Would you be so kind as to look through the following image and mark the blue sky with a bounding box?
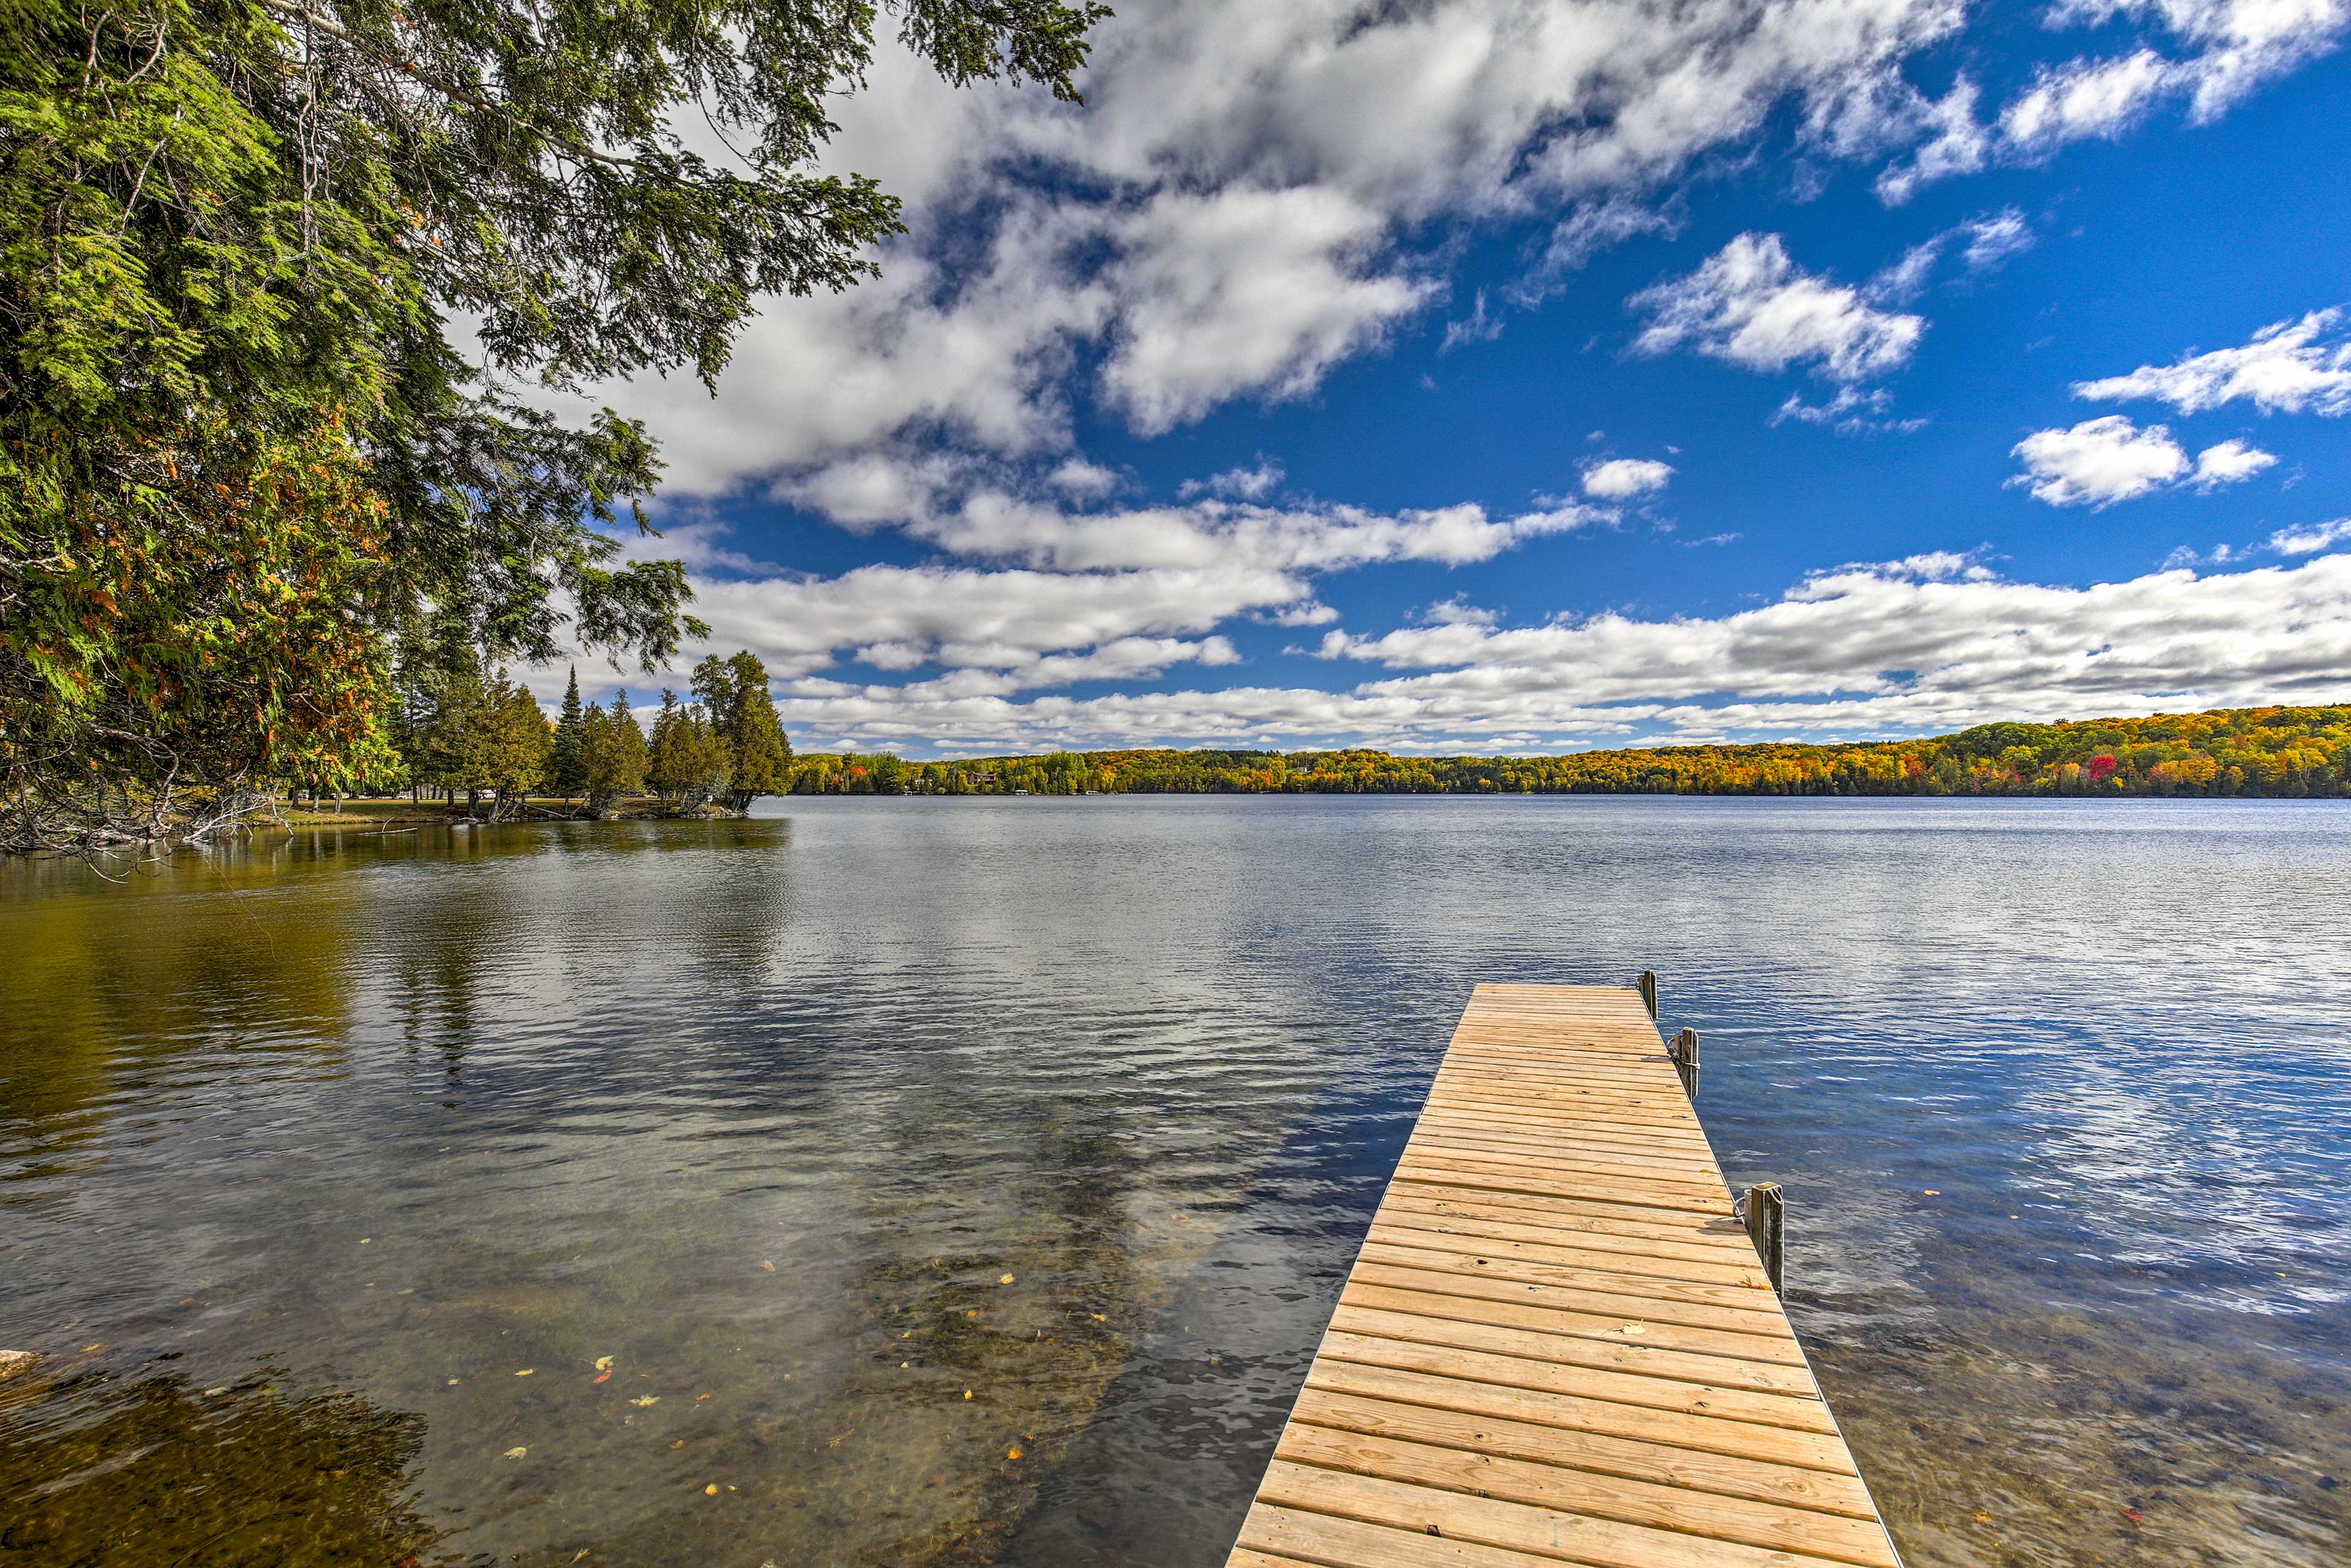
[555,0,2351,756]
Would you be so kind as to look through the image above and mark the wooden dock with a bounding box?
[1226,982,1900,1568]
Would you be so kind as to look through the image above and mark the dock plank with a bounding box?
[1223,983,1900,1568]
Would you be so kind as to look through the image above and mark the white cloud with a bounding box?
[1049,459,1124,500]
[1510,196,1684,304]
[751,554,2351,752]
[2010,416,2273,505]
[688,563,1292,687]
[2000,49,2179,152]
[2074,309,2351,415]
[2270,517,2351,554]
[899,491,1602,575]
[1179,461,1286,501]
[562,487,1609,710]
[1772,384,1929,435]
[2011,416,2189,505]
[2191,437,2280,489]
[1866,235,1950,306]
[1630,233,1925,383]
[1872,75,1991,203]
[1865,207,2032,304]
[1960,208,2036,270]
[1440,290,1506,352]
[1581,457,1677,498]
[1099,185,1433,434]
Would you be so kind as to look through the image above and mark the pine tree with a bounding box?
[647,689,730,811]
[580,691,650,814]
[549,667,587,802]
[693,650,792,811]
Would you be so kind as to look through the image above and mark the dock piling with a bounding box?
[1743,1180,1786,1292]
[1671,1025,1700,1099]
[1636,968,1658,1019]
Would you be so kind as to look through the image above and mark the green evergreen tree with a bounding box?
[692,650,792,810]
[580,691,649,813]
[418,656,490,811]
[478,673,554,819]
[647,689,730,811]
[549,668,588,801]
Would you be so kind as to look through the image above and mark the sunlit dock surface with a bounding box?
[1226,982,1901,1568]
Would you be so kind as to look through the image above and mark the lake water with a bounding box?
[2,796,2347,1568]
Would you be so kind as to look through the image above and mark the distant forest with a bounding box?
[784,705,2351,798]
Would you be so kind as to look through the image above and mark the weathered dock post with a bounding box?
[1671,1025,1700,1099]
[1636,967,1658,1019]
[1744,1180,1787,1292]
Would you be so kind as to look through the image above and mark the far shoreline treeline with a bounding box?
[784,706,2351,799]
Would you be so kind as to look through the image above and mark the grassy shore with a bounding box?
[277,797,667,827]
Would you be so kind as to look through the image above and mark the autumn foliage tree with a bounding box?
[1,0,1106,852]
[784,706,2351,800]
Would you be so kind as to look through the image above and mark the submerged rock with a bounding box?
[0,1349,40,1381]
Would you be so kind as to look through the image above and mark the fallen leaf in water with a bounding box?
[1974,1511,1992,1523]
[1924,1190,1940,1196]
[697,1392,711,1401]
[1000,1274,1014,1285]
[514,1368,534,1377]
[963,1390,972,1400]
[2121,1508,2144,1525]
[359,1239,372,1245]
[900,1362,910,1368]
[594,1356,614,1371]
[704,1484,719,1496]
[1007,1446,1023,1460]
[1090,1313,1106,1322]
[671,1440,684,1449]
[592,1371,612,1384]
[759,1260,774,1272]
[631,1395,658,1407]
[504,1447,527,1460]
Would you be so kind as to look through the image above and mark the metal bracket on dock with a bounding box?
[1740,1182,1785,1293]
[1670,1026,1700,1100]
[1636,969,1659,1019]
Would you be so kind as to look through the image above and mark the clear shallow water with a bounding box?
[1,796,2347,1568]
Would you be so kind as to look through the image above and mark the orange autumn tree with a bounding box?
[5,413,396,847]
